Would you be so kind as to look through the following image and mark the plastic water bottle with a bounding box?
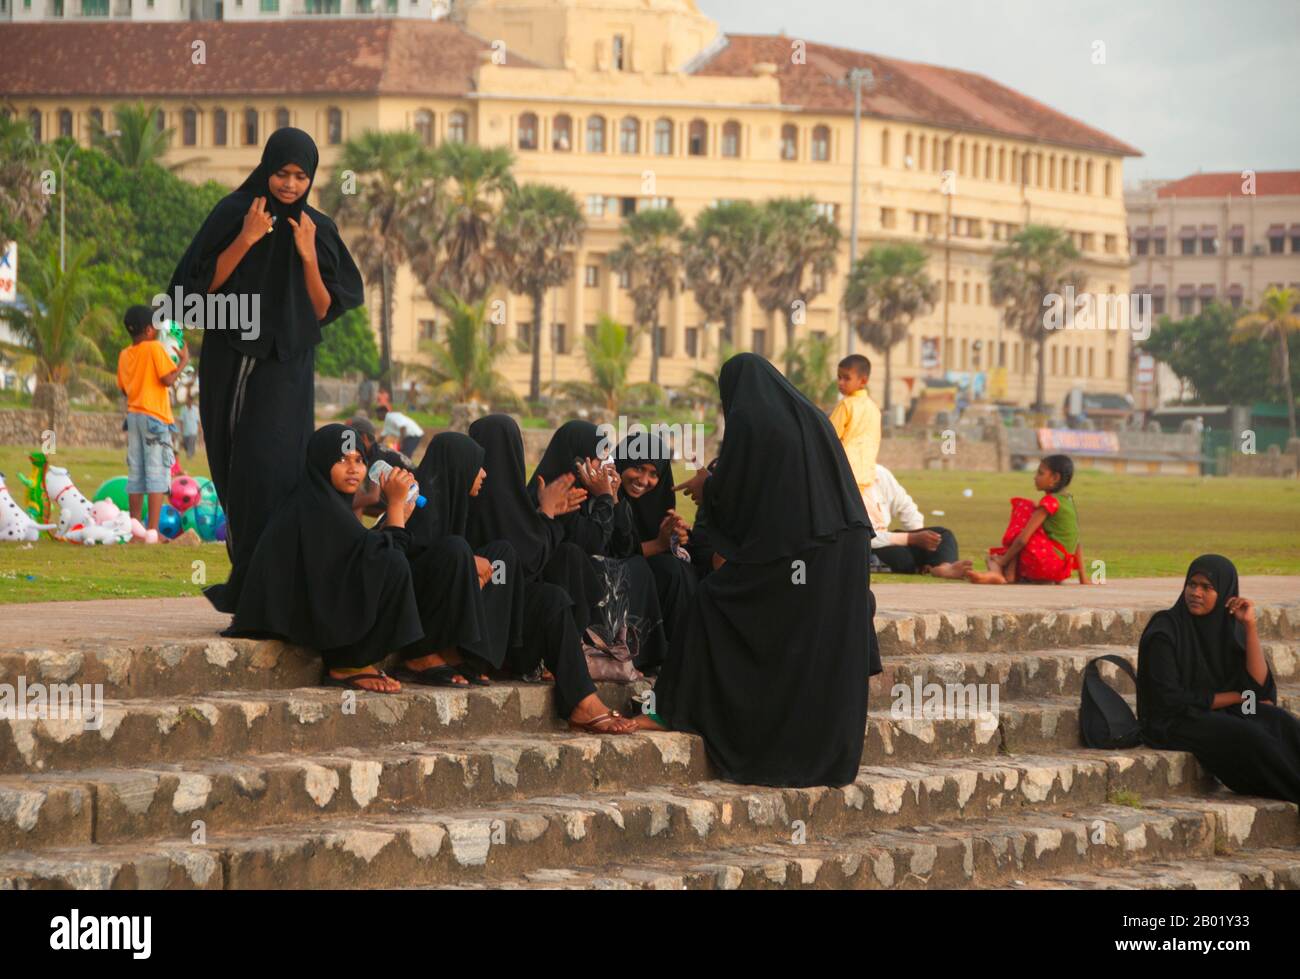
[368,460,427,508]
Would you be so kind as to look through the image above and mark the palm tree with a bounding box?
[413,142,515,305]
[2,244,117,434]
[681,201,760,355]
[1235,286,1300,439]
[608,207,684,387]
[412,292,517,407]
[752,197,841,368]
[989,224,1087,411]
[785,334,841,409]
[92,103,174,170]
[0,114,49,243]
[496,183,586,402]
[681,339,737,413]
[843,243,938,414]
[553,314,663,415]
[319,130,439,384]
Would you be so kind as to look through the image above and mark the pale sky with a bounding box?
[695,0,1300,185]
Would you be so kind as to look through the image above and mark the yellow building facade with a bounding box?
[1,0,1141,409]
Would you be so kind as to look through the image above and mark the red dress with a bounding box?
[988,495,1077,582]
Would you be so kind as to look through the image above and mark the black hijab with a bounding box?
[167,127,364,360]
[409,432,484,546]
[530,420,604,486]
[613,431,677,544]
[468,415,554,579]
[229,424,422,651]
[706,353,869,564]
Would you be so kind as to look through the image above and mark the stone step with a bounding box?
[430,797,1300,890]
[4,604,1295,701]
[0,748,1245,888]
[993,849,1300,890]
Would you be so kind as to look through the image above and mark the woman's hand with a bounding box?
[287,212,318,264]
[576,458,619,499]
[240,197,274,246]
[536,473,585,518]
[673,468,709,506]
[655,513,676,550]
[1225,596,1256,628]
[381,467,415,508]
[475,555,493,589]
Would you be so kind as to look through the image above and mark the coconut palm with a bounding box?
[1235,285,1300,439]
[989,224,1087,411]
[0,113,49,242]
[2,244,117,434]
[785,333,841,409]
[496,183,587,402]
[681,201,760,355]
[92,103,174,170]
[608,207,684,387]
[752,197,841,368]
[843,243,938,413]
[553,315,663,415]
[411,292,517,408]
[319,130,439,383]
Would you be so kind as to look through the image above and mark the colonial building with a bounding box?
[0,0,1142,408]
[0,0,447,23]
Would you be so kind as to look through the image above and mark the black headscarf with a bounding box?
[466,415,554,578]
[167,127,364,360]
[409,432,484,545]
[705,353,869,564]
[228,423,423,651]
[530,420,604,486]
[613,431,677,544]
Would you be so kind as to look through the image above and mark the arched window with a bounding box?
[916,134,925,170]
[1048,155,1056,188]
[1103,162,1113,197]
[154,109,165,133]
[28,109,42,143]
[880,128,890,166]
[88,106,103,135]
[780,124,798,161]
[414,109,434,147]
[1085,159,1094,194]
[58,108,73,138]
[448,111,468,143]
[998,147,1006,181]
[957,140,966,175]
[326,107,342,145]
[552,114,572,151]
[932,135,941,171]
[243,107,258,146]
[1073,157,1081,191]
[213,108,227,147]
[654,118,673,155]
[182,108,198,146]
[275,106,290,130]
[688,119,708,156]
[722,120,740,158]
[619,116,639,154]
[586,115,606,153]
[518,112,538,151]
[984,144,992,179]
[811,125,830,162]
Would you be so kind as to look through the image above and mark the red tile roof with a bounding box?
[693,34,1141,157]
[0,20,533,98]
[1155,171,1300,198]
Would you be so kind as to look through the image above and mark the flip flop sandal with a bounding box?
[391,665,470,688]
[322,670,399,694]
[451,664,492,686]
[569,710,634,735]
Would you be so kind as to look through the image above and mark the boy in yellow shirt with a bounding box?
[828,354,882,509]
[117,306,188,539]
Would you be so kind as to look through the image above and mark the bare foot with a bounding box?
[928,560,974,580]
[328,669,401,693]
[630,713,666,731]
[966,570,1006,585]
[405,650,469,686]
[568,694,637,734]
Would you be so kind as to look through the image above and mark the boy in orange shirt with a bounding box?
[828,354,883,511]
[117,306,188,539]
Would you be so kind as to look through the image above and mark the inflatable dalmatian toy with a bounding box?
[44,465,133,545]
[0,471,56,541]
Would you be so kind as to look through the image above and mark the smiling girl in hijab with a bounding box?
[1138,555,1300,803]
[635,353,880,788]
[224,424,421,693]
[168,127,364,615]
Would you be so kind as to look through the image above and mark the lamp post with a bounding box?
[844,67,873,357]
[50,129,119,273]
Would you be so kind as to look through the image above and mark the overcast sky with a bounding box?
[695,0,1299,185]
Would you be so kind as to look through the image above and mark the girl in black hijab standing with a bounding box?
[1138,555,1300,803]
[636,354,880,788]
[169,128,364,613]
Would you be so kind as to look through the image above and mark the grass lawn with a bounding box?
[1,442,1297,603]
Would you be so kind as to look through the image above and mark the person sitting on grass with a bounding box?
[117,305,188,543]
[867,464,972,579]
[967,454,1087,585]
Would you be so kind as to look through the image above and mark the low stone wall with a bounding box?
[0,408,130,449]
[1229,444,1300,478]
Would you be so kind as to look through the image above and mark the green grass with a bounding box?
[1,443,1298,604]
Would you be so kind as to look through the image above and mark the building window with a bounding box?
[811,125,830,162]
[586,116,606,153]
[612,34,626,71]
[1103,162,1113,196]
[685,327,699,359]
[654,118,673,156]
[813,202,838,223]
[585,194,608,218]
[414,109,434,147]
[688,119,707,156]
[584,265,599,288]
[1153,236,1166,256]
[1201,233,1217,255]
[418,319,437,342]
[1292,235,1300,254]
[780,124,798,161]
[880,207,896,229]
[617,269,631,289]
[1104,234,1117,255]
[88,106,103,134]
[552,323,567,354]
[1231,236,1244,255]
[517,322,532,352]
[326,107,342,145]
[213,108,227,146]
[619,197,637,217]
[448,111,468,144]
[58,109,72,138]
[1178,295,1194,316]
[881,128,890,166]
[722,120,743,158]
[260,0,277,11]
[552,114,572,152]
[275,106,290,130]
[619,116,639,154]
[243,108,258,146]
[1135,238,1149,256]
[518,112,538,151]
[752,329,767,357]
[182,108,198,146]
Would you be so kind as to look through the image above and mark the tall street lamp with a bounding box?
[843,67,874,357]
[50,128,119,272]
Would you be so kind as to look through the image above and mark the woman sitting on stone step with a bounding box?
[1137,555,1300,804]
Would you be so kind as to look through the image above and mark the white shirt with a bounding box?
[867,464,925,549]
[381,411,424,439]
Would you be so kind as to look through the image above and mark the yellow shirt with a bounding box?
[828,388,881,490]
[117,339,176,425]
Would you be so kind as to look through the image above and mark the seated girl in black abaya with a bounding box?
[1137,555,1300,804]
[223,424,424,694]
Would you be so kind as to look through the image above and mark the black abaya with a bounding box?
[1138,555,1300,803]
[169,128,364,613]
[652,353,879,788]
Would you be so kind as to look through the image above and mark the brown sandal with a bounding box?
[324,670,400,693]
[568,710,635,735]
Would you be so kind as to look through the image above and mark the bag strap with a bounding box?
[1086,653,1136,684]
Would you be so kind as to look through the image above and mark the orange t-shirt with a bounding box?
[117,339,176,425]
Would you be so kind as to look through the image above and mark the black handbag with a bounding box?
[1080,654,1142,748]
